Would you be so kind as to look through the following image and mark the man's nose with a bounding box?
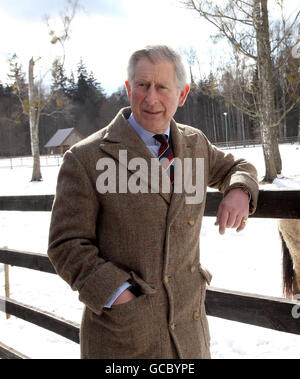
[145,86,158,105]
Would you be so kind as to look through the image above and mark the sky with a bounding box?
[0,0,225,94]
[0,0,299,95]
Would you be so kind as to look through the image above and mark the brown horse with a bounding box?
[278,219,300,298]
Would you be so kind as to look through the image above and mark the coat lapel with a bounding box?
[99,109,172,204]
[166,119,192,226]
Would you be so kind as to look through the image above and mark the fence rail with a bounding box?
[0,295,80,344]
[0,341,30,359]
[0,190,299,359]
[0,189,299,218]
[0,154,62,169]
[0,248,56,274]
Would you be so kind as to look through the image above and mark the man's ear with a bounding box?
[178,84,190,107]
[125,81,131,100]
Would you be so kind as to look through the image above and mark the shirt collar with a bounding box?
[128,113,170,145]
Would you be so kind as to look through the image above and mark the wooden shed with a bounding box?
[45,128,84,156]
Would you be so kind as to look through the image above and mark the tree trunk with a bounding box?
[280,77,287,140]
[241,111,246,146]
[28,58,42,182]
[211,99,217,142]
[254,0,282,182]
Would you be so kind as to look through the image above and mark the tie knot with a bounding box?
[153,134,168,146]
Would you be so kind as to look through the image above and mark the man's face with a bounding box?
[125,58,190,134]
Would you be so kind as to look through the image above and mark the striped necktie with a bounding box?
[153,134,174,184]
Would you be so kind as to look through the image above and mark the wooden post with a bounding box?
[3,246,11,320]
[4,264,10,319]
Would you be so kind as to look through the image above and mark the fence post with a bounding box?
[3,246,10,320]
[4,265,10,319]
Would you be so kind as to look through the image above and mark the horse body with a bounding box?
[278,219,300,298]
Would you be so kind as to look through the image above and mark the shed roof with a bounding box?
[45,128,75,148]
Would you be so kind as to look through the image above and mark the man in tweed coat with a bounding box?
[48,45,259,359]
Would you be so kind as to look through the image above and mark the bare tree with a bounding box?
[9,0,79,181]
[181,46,199,87]
[182,0,300,183]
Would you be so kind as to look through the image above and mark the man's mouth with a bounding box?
[143,110,162,115]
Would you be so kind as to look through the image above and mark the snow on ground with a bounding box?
[0,143,299,359]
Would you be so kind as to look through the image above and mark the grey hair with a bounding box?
[127,45,188,90]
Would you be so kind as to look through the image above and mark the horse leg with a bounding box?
[280,231,294,298]
[279,219,300,299]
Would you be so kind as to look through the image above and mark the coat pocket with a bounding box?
[101,294,150,337]
[110,293,148,313]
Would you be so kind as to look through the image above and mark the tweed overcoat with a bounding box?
[48,107,259,359]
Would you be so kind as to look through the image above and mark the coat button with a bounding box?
[193,311,200,320]
[163,275,169,284]
[188,219,195,226]
[190,265,196,273]
[170,323,176,330]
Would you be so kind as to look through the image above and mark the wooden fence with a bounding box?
[214,136,298,149]
[0,190,299,359]
[0,154,62,170]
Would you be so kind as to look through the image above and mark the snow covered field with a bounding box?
[0,143,299,359]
